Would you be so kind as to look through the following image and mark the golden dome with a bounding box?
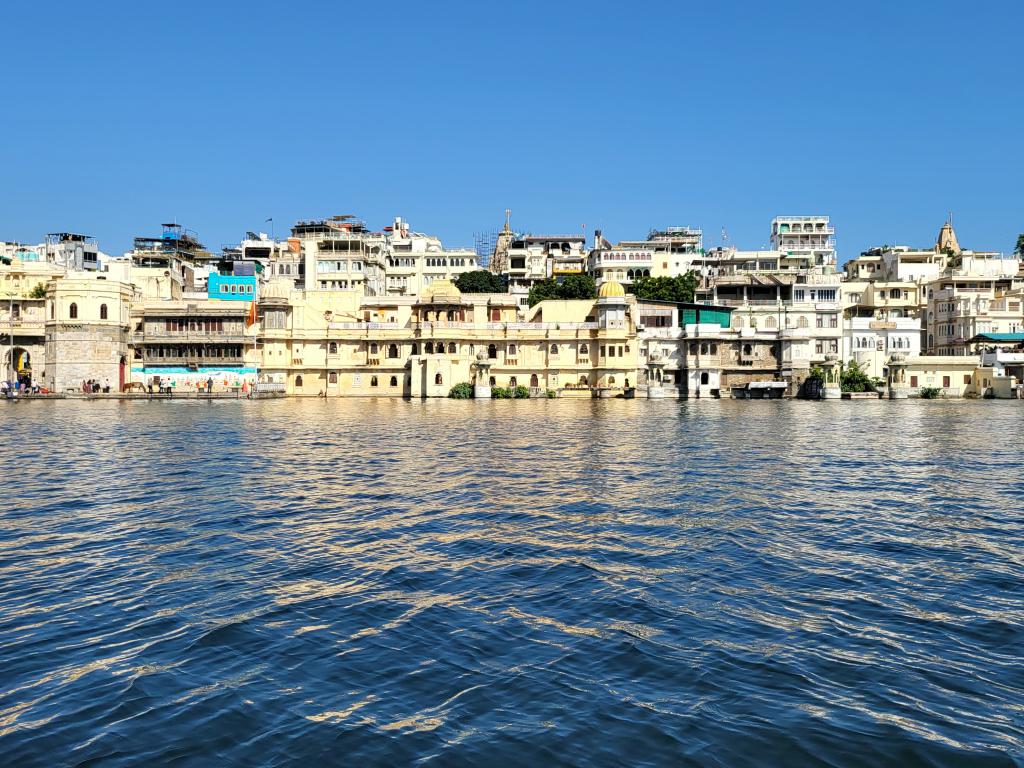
[598,280,626,298]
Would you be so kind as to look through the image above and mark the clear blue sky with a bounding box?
[2,0,1022,262]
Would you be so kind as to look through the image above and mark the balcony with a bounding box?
[142,355,245,367]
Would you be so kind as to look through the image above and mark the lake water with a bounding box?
[1,399,1022,766]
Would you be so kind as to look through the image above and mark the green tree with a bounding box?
[1014,234,1024,256]
[629,272,698,303]
[448,382,473,399]
[840,361,876,393]
[557,274,597,300]
[29,282,47,299]
[455,270,505,293]
[527,278,562,307]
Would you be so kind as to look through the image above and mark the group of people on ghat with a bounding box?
[81,379,111,394]
[2,379,43,398]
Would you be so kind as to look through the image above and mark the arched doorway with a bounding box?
[8,348,31,388]
[119,356,127,392]
[530,373,539,387]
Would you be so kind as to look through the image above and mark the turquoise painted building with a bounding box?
[208,273,256,301]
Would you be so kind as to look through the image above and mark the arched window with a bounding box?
[100,304,108,320]
[50,303,54,319]
[425,341,434,354]
[579,374,588,384]
[700,372,709,385]
[388,343,399,358]
[329,342,337,354]
[798,316,809,328]
[890,288,902,299]
[487,344,497,359]
[328,372,338,384]
[510,376,517,387]
[627,269,634,280]
[530,373,539,387]
[766,316,777,328]
[69,302,78,319]
[550,344,558,354]
[579,343,588,355]
[435,373,443,386]
[411,342,419,355]
[448,342,456,354]
[700,343,708,354]
[295,375,303,387]
[370,376,378,387]
[508,343,517,355]
[390,375,398,386]
[489,376,496,386]
[369,342,378,354]
[743,344,753,355]
[609,376,616,385]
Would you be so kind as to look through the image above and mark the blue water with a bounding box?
[1,399,1022,766]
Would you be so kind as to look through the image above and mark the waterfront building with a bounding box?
[257,278,637,397]
[900,355,985,398]
[843,316,922,379]
[636,299,802,398]
[129,298,256,391]
[0,256,64,386]
[699,264,841,383]
[976,336,1024,397]
[44,273,134,392]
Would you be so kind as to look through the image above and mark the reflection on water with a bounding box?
[1,399,1022,766]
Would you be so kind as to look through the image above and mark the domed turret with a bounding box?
[598,280,626,298]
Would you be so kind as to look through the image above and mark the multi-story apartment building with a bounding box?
[927,279,1023,355]
[292,215,478,297]
[770,216,836,271]
[383,217,479,297]
[589,226,703,288]
[501,235,588,309]
[43,233,103,271]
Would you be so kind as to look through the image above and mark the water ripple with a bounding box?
[0,399,1022,766]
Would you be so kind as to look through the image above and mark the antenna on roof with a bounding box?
[721,226,729,246]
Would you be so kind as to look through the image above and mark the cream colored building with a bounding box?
[589,226,703,288]
[0,257,64,385]
[257,279,638,397]
[292,215,478,297]
[44,273,134,391]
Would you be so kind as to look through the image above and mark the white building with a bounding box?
[771,216,836,271]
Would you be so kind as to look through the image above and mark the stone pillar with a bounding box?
[473,351,492,399]
[646,352,666,399]
[887,352,909,399]
[821,353,841,399]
